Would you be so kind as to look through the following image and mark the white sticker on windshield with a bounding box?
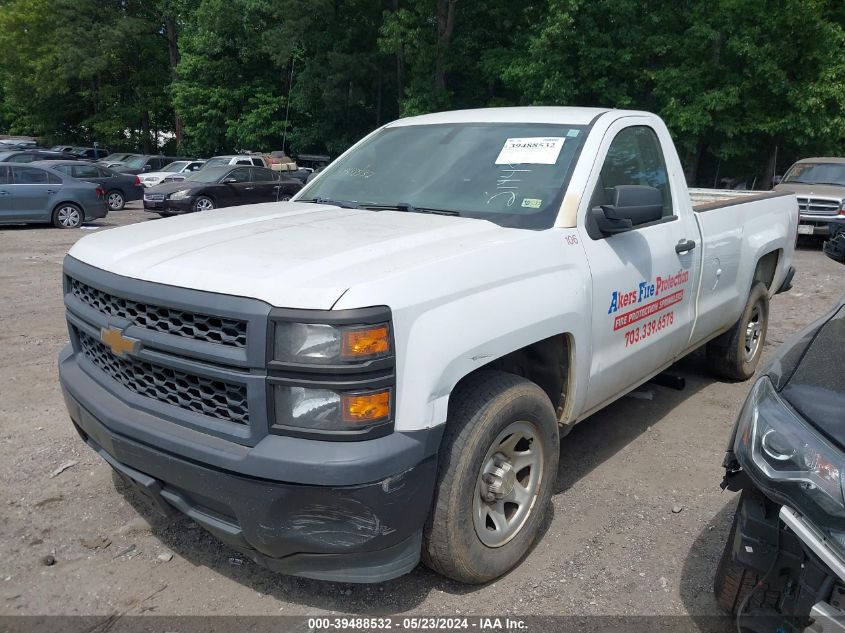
[495,137,565,165]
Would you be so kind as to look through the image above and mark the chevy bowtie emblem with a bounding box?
[100,327,140,358]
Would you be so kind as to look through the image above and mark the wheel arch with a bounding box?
[451,333,575,425]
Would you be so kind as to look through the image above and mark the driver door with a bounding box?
[218,167,253,206]
[577,119,700,412]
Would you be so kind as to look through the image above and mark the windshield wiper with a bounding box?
[362,202,461,216]
[300,196,361,209]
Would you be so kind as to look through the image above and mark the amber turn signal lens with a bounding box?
[341,390,391,424]
[341,325,390,359]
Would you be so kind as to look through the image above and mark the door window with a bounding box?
[12,153,35,163]
[224,167,251,183]
[251,158,263,166]
[0,165,9,184]
[72,164,101,178]
[234,159,251,165]
[53,165,73,176]
[12,166,50,184]
[589,126,673,220]
[251,167,277,182]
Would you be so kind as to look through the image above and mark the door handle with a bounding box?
[46,189,58,194]
[0,190,8,195]
[675,239,696,254]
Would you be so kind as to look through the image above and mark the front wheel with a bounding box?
[193,196,215,212]
[106,190,125,211]
[52,203,83,228]
[423,371,559,584]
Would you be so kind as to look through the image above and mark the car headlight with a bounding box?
[268,308,394,437]
[735,377,845,519]
[168,189,192,200]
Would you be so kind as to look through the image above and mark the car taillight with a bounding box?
[839,201,845,215]
[95,186,105,197]
[134,176,141,186]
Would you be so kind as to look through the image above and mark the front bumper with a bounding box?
[59,346,441,583]
[799,215,839,236]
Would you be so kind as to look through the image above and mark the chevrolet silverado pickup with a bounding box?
[58,107,798,584]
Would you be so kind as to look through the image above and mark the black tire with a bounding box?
[106,190,125,211]
[422,371,559,584]
[192,196,215,212]
[714,508,780,616]
[51,203,83,229]
[707,282,769,381]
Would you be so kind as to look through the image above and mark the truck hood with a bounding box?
[778,301,845,449]
[68,202,522,309]
[774,182,845,201]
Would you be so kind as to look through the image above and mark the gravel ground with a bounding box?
[1,205,843,623]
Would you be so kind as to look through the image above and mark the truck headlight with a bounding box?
[268,307,395,437]
[272,384,392,433]
[168,189,192,200]
[735,377,845,518]
[272,321,391,365]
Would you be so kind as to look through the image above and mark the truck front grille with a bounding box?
[69,278,247,348]
[797,197,841,216]
[76,328,249,425]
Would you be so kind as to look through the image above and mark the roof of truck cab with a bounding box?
[387,106,616,127]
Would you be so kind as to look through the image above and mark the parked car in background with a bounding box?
[35,160,143,211]
[0,163,107,228]
[202,154,267,169]
[143,165,302,215]
[138,160,205,187]
[70,147,110,160]
[0,138,37,149]
[774,157,845,236]
[116,154,185,175]
[716,245,845,631]
[0,150,80,163]
[50,145,75,153]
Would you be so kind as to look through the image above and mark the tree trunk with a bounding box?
[434,0,457,93]
[164,14,183,146]
[392,0,405,106]
[763,143,779,191]
[684,138,707,187]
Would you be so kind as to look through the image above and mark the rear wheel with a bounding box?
[707,282,769,381]
[422,371,559,584]
[106,190,125,211]
[52,203,83,229]
[193,196,215,212]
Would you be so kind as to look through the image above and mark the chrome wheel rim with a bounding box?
[107,193,123,210]
[473,420,544,548]
[57,206,80,227]
[744,304,763,362]
[195,198,214,211]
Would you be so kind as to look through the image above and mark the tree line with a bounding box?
[1,0,844,187]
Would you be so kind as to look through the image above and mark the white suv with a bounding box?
[138,160,205,187]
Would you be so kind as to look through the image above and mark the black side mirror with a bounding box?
[221,177,238,184]
[591,185,664,235]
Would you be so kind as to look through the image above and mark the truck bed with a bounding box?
[689,188,792,211]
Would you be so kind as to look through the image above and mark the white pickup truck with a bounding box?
[58,107,798,584]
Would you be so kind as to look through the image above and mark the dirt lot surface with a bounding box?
[1,205,843,623]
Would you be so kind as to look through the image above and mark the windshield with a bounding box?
[204,157,231,169]
[299,122,587,229]
[162,161,188,173]
[185,168,227,183]
[783,162,845,187]
[121,155,149,168]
